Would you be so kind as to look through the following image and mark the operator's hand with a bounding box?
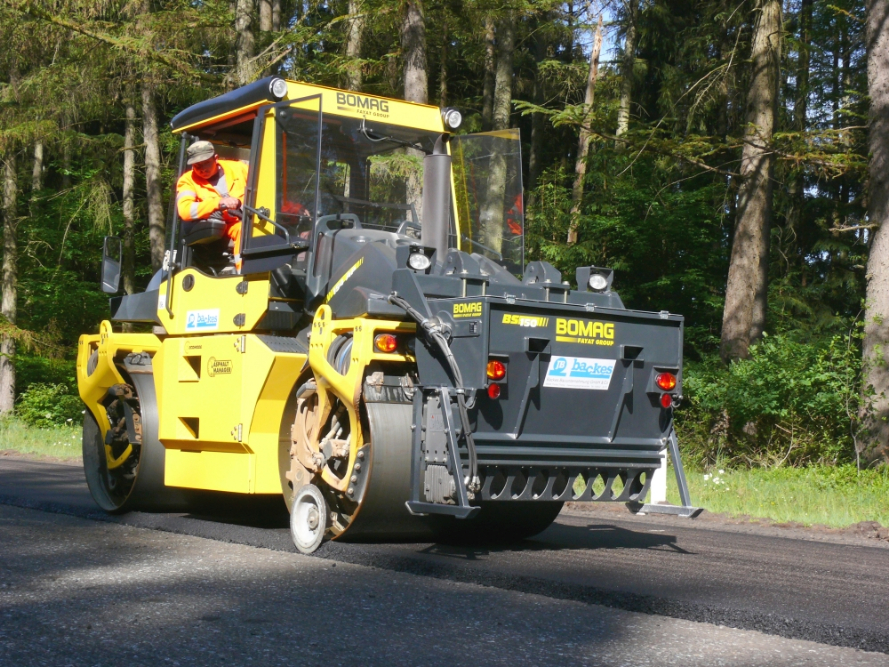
[219,196,241,211]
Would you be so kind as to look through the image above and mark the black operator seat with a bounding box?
[180,219,227,245]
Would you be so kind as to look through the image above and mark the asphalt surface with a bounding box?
[5,503,888,667]
[1,457,888,661]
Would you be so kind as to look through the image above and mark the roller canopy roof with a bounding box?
[170,76,280,132]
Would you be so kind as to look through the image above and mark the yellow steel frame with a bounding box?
[174,80,444,136]
[76,321,162,470]
[308,305,416,492]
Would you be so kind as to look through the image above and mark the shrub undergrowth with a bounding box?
[675,329,864,469]
[16,383,85,429]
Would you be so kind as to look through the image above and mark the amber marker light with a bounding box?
[374,333,398,353]
[486,359,507,381]
[656,372,677,391]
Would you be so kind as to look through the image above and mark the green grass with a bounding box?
[667,465,889,528]
[0,417,82,460]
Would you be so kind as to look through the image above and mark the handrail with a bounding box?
[243,205,291,244]
[460,234,503,261]
[163,133,191,319]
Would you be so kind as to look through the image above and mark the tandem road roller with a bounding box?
[78,77,691,553]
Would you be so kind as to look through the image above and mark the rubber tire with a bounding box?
[290,485,329,554]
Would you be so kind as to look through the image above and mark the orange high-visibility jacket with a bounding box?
[176,160,249,226]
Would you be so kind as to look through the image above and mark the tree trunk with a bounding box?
[567,16,603,245]
[785,0,811,274]
[235,0,256,85]
[793,0,810,130]
[401,1,427,103]
[142,85,166,273]
[259,0,272,31]
[492,11,515,132]
[272,0,280,31]
[481,16,496,131]
[615,1,637,139]
[720,0,781,362]
[861,0,889,464]
[31,141,43,193]
[439,16,448,107]
[0,155,17,416]
[479,12,517,256]
[527,13,549,204]
[344,0,365,91]
[401,1,427,224]
[123,99,137,297]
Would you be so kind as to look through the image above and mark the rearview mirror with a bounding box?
[101,236,122,294]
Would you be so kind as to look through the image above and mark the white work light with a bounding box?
[442,108,463,130]
[588,273,609,291]
[270,78,288,100]
[408,253,432,271]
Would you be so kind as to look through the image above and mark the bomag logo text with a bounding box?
[336,92,390,113]
[555,318,615,346]
[453,302,483,318]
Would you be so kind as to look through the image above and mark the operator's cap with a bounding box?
[186,140,216,165]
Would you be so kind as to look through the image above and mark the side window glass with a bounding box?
[451,130,524,275]
[276,96,322,252]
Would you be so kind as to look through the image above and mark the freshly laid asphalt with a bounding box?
[1,457,888,662]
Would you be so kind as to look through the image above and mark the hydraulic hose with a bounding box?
[388,293,480,493]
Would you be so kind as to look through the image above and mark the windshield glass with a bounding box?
[451,129,524,275]
[276,107,439,239]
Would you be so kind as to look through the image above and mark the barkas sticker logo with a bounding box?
[185,309,220,331]
[543,356,616,390]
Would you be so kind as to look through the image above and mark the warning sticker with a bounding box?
[543,356,616,390]
[185,309,220,332]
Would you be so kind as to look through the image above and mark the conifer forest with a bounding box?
[2,0,889,468]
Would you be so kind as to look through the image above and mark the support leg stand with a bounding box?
[632,429,703,518]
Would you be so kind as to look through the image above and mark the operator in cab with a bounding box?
[176,140,249,257]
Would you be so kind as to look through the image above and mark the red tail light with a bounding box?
[487,383,501,399]
[660,393,674,409]
[656,372,677,391]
